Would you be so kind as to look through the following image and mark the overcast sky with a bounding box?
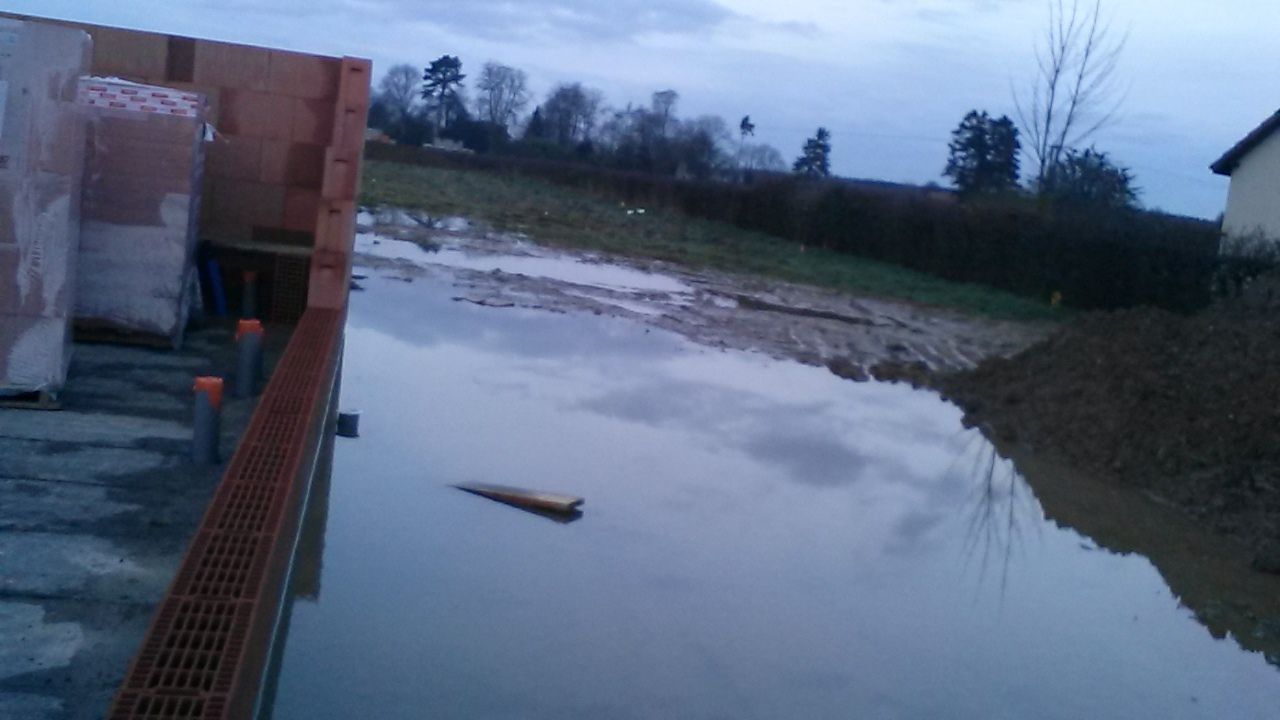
[12,0,1279,218]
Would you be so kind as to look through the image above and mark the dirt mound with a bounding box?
[938,296,1280,571]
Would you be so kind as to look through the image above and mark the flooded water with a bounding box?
[355,232,693,294]
[266,270,1280,719]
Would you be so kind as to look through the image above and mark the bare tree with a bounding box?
[474,62,530,130]
[740,143,786,173]
[542,83,604,146]
[1014,0,1125,187]
[377,63,420,123]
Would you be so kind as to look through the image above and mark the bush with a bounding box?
[1214,232,1280,300]
[364,143,1227,312]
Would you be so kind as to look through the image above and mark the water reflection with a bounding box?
[972,433,1280,670]
[258,398,337,719]
[266,273,1280,720]
[954,435,1042,596]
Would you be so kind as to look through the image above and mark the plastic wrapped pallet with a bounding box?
[75,78,207,347]
[0,20,91,398]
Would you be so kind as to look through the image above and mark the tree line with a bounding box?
[370,1,1139,210]
[368,57,819,183]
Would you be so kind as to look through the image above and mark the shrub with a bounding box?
[364,143,1225,312]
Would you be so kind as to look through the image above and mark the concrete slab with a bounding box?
[0,322,288,719]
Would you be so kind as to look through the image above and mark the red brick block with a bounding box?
[320,148,357,201]
[89,26,169,81]
[206,178,286,229]
[192,40,270,91]
[287,144,327,188]
[330,57,372,151]
[331,105,365,153]
[260,141,326,188]
[307,249,350,309]
[282,188,321,233]
[266,50,340,100]
[313,201,355,253]
[221,90,291,140]
[337,57,372,111]
[290,98,335,145]
[258,139,289,185]
[206,135,262,182]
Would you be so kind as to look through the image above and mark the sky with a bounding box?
[9,0,1279,218]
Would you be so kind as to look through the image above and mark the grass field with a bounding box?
[361,160,1063,321]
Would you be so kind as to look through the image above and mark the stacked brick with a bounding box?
[307,56,370,310]
[0,21,91,397]
[0,13,370,719]
[77,79,208,347]
[0,10,370,321]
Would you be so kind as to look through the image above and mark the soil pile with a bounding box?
[939,287,1280,571]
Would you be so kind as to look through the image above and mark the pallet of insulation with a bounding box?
[0,20,90,400]
[75,77,207,348]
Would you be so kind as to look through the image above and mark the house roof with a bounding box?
[1211,109,1280,176]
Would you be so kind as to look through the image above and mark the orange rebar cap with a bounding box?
[236,318,264,340]
[193,376,224,410]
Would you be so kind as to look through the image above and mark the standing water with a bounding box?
[265,269,1280,719]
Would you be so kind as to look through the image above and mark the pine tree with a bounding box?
[422,55,465,131]
[793,127,831,177]
[943,110,1021,195]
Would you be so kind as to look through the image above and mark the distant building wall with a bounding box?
[1223,130,1280,241]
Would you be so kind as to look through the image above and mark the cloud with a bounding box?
[227,0,742,43]
[741,429,871,487]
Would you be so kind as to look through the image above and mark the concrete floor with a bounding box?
[0,324,286,720]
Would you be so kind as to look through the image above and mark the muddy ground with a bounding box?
[356,208,1047,379]
[357,209,1279,576]
[939,285,1280,573]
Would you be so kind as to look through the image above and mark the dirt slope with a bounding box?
[938,287,1280,571]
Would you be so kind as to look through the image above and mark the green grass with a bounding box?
[361,160,1064,322]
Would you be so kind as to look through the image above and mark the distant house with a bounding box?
[1211,109,1280,241]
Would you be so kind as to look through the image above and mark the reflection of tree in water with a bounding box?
[953,432,1042,596]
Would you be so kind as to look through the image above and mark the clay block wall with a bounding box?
[0,11,370,314]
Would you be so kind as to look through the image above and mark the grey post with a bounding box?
[192,377,222,464]
[235,320,264,398]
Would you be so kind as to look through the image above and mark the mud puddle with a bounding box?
[263,268,1280,720]
[353,208,1044,377]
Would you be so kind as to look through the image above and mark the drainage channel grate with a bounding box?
[210,483,284,535]
[110,309,342,720]
[112,694,212,720]
[172,531,269,600]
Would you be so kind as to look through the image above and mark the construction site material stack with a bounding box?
[0,20,90,398]
[76,78,208,347]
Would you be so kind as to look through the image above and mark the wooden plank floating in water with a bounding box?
[455,482,584,515]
